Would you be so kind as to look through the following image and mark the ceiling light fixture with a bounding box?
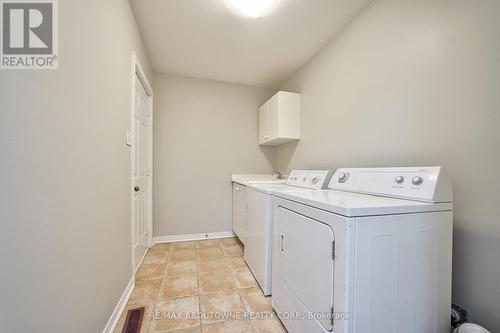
[224,0,281,18]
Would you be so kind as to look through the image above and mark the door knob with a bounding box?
[134,186,140,192]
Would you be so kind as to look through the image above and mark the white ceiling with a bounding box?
[130,0,372,88]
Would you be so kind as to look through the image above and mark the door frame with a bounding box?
[130,52,154,274]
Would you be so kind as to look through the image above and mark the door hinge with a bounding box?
[332,241,336,260]
[331,306,334,327]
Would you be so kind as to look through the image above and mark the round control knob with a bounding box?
[395,176,405,184]
[412,176,424,185]
[338,172,349,183]
[311,177,320,184]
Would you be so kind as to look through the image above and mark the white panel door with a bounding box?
[132,73,151,270]
[275,207,335,331]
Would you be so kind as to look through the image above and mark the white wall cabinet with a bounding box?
[259,91,300,145]
[232,183,247,244]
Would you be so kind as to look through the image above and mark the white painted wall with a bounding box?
[2,0,498,331]
[275,0,500,330]
[0,1,152,332]
[153,74,275,237]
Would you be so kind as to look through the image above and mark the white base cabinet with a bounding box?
[232,183,247,244]
[259,91,300,146]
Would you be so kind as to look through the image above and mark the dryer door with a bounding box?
[276,207,335,331]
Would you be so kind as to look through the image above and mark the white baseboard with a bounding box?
[102,276,135,333]
[153,231,235,244]
[134,246,149,275]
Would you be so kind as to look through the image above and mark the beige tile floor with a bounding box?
[114,237,287,333]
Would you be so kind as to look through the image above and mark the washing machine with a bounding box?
[244,170,334,296]
[271,167,453,333]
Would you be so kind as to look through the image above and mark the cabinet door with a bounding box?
[258,103,268,144]
[266,93,279,141]
[258,91,300,146]
[232,184,242,238]
[232,184,247,244]
[237,186,247,244]
[233,183,240,235]
[278,92,300,139]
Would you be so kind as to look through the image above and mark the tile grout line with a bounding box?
[149,244,170,333]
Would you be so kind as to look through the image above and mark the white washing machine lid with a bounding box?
[272,189,452,217]
[246,183,294,194]
[231,174,282,185]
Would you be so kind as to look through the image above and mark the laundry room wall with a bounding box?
[274,0,500,330]
[0,1,152,332]
[153,74,275,237]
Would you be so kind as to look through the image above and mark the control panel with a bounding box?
[329,167,452,203]
[287,170,334,190]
